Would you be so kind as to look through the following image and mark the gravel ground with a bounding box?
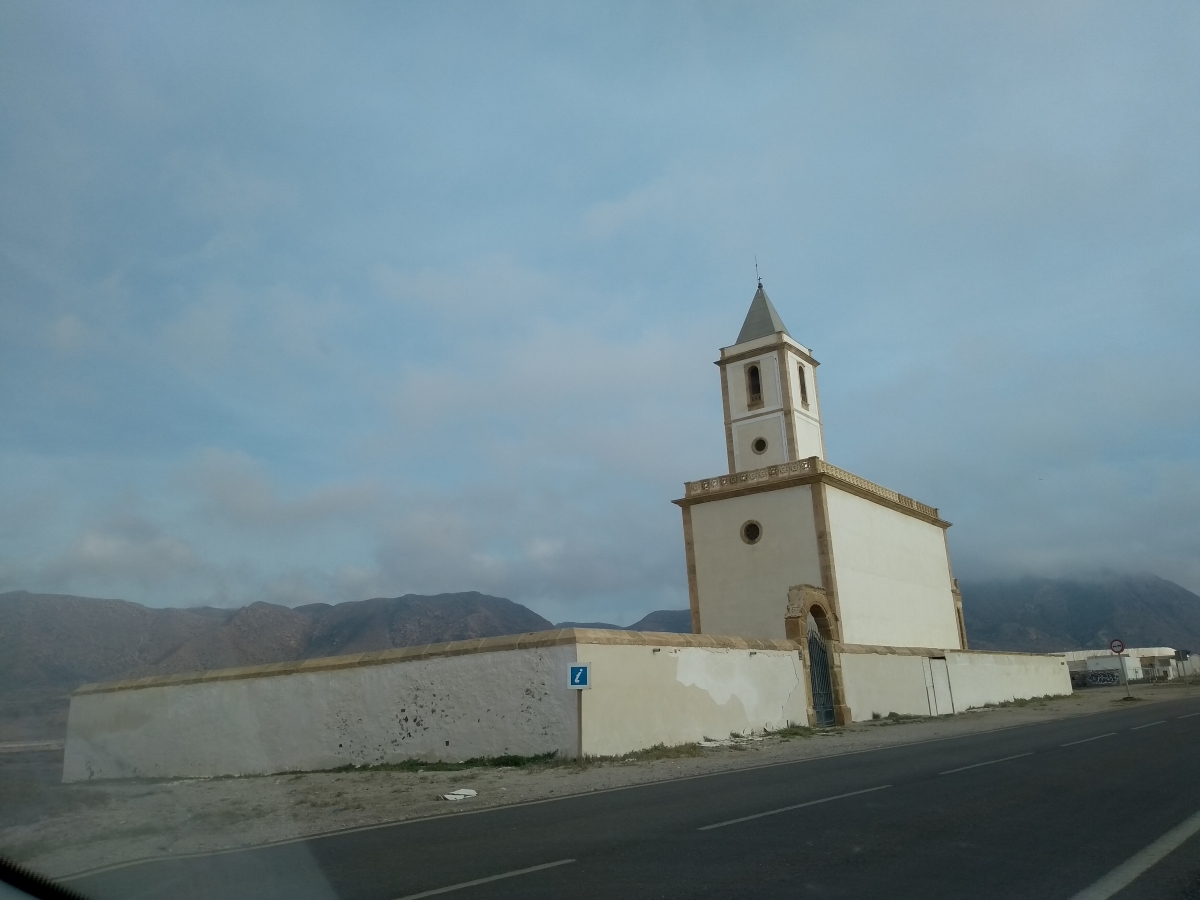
[2,680,1196,880]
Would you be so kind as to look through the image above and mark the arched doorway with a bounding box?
[806,610,836,727]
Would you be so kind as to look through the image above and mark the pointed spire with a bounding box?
[735,281,790,344]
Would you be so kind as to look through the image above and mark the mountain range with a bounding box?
[3,573,1198,704]
[0,590,695,701]
[0,590,554,696]
[960,573,1200,654]
[555,609,692,633]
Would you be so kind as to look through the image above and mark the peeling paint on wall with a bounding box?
[673,647,799,713]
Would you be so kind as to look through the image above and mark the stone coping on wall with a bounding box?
[676,457,948,526]
[73,629,804,696]
[836,642,1064,660]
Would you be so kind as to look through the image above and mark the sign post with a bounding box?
[1110,639,1131,698]
[568,664,591,760]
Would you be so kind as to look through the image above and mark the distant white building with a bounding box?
[1054,647,1196,684]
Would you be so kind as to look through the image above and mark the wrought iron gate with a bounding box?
[808,629,836,727]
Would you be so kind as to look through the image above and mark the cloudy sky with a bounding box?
[2,2,1198,623]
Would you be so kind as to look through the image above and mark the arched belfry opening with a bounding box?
[746,364,763,407]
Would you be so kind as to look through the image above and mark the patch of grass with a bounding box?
[970,693,1073,711]
[315,742,713,775]
[611,742,704,762]
[767,724,815,740]
[319,751,562,774]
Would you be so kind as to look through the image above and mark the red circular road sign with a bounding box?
[1110,639,1125,654]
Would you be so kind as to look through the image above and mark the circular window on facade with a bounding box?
[751,437,768,454]
[741,520,763,544]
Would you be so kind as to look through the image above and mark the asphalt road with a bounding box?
[69,696,1200,900]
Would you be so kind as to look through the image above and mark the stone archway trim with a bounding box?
[785,583,853,726]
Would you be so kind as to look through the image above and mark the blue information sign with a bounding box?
[568,664,591,689]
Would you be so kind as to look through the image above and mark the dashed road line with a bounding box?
[1130,721,1166,731]
[1061,733,1116,747]
[393,859,575,899]
[698,785,892,831]
[1068,808,1200,900]
[939,753,1032,775]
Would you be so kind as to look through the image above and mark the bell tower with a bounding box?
[718,281,824,473]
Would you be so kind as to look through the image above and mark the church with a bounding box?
[62,283,1072,781]
[674,282,969,725]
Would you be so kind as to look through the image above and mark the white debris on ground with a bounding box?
[698,735,766,748]
[440,789,477,801]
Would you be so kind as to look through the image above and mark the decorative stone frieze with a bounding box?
[682,456,941,522]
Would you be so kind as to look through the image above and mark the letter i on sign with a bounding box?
[568,664,591,689]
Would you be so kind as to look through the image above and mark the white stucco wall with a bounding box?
[578,643,808,757]
[64,634,812,781]
[689,484,822,639]
[838,648,1072,721]
[840,652,931,718]
[792,414,824,462]
[943,651,1072,710]
[64,644,579,781]
[732,413,789,469]
[824,486,961,649]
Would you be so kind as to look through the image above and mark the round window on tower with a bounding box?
[741,520,763,544]
[751,437,768,454]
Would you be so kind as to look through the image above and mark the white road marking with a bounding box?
[1068,808,1200,900]
[1130,720,1166,730]
[393,859,575,899]
[939,752,1031,775]
[0,740,64,753]
[1061,733,1116,747]
[1177,712,1200,719]
[698,785,891,831]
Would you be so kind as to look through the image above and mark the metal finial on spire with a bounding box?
[735,277,790,343]
[755,256,761,286]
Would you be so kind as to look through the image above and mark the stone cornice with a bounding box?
[674,457,949,527]
[717,337,818,369]
[836,642,1063,660]
[72,629,803,696]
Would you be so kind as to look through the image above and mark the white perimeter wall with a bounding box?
[689,485,822,640]
[840,649,1072,721]
[65,645,578,781]
[578,643,808,757]
[64,638,811,780]
[840,653,932,718]
[825,486,961,649]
